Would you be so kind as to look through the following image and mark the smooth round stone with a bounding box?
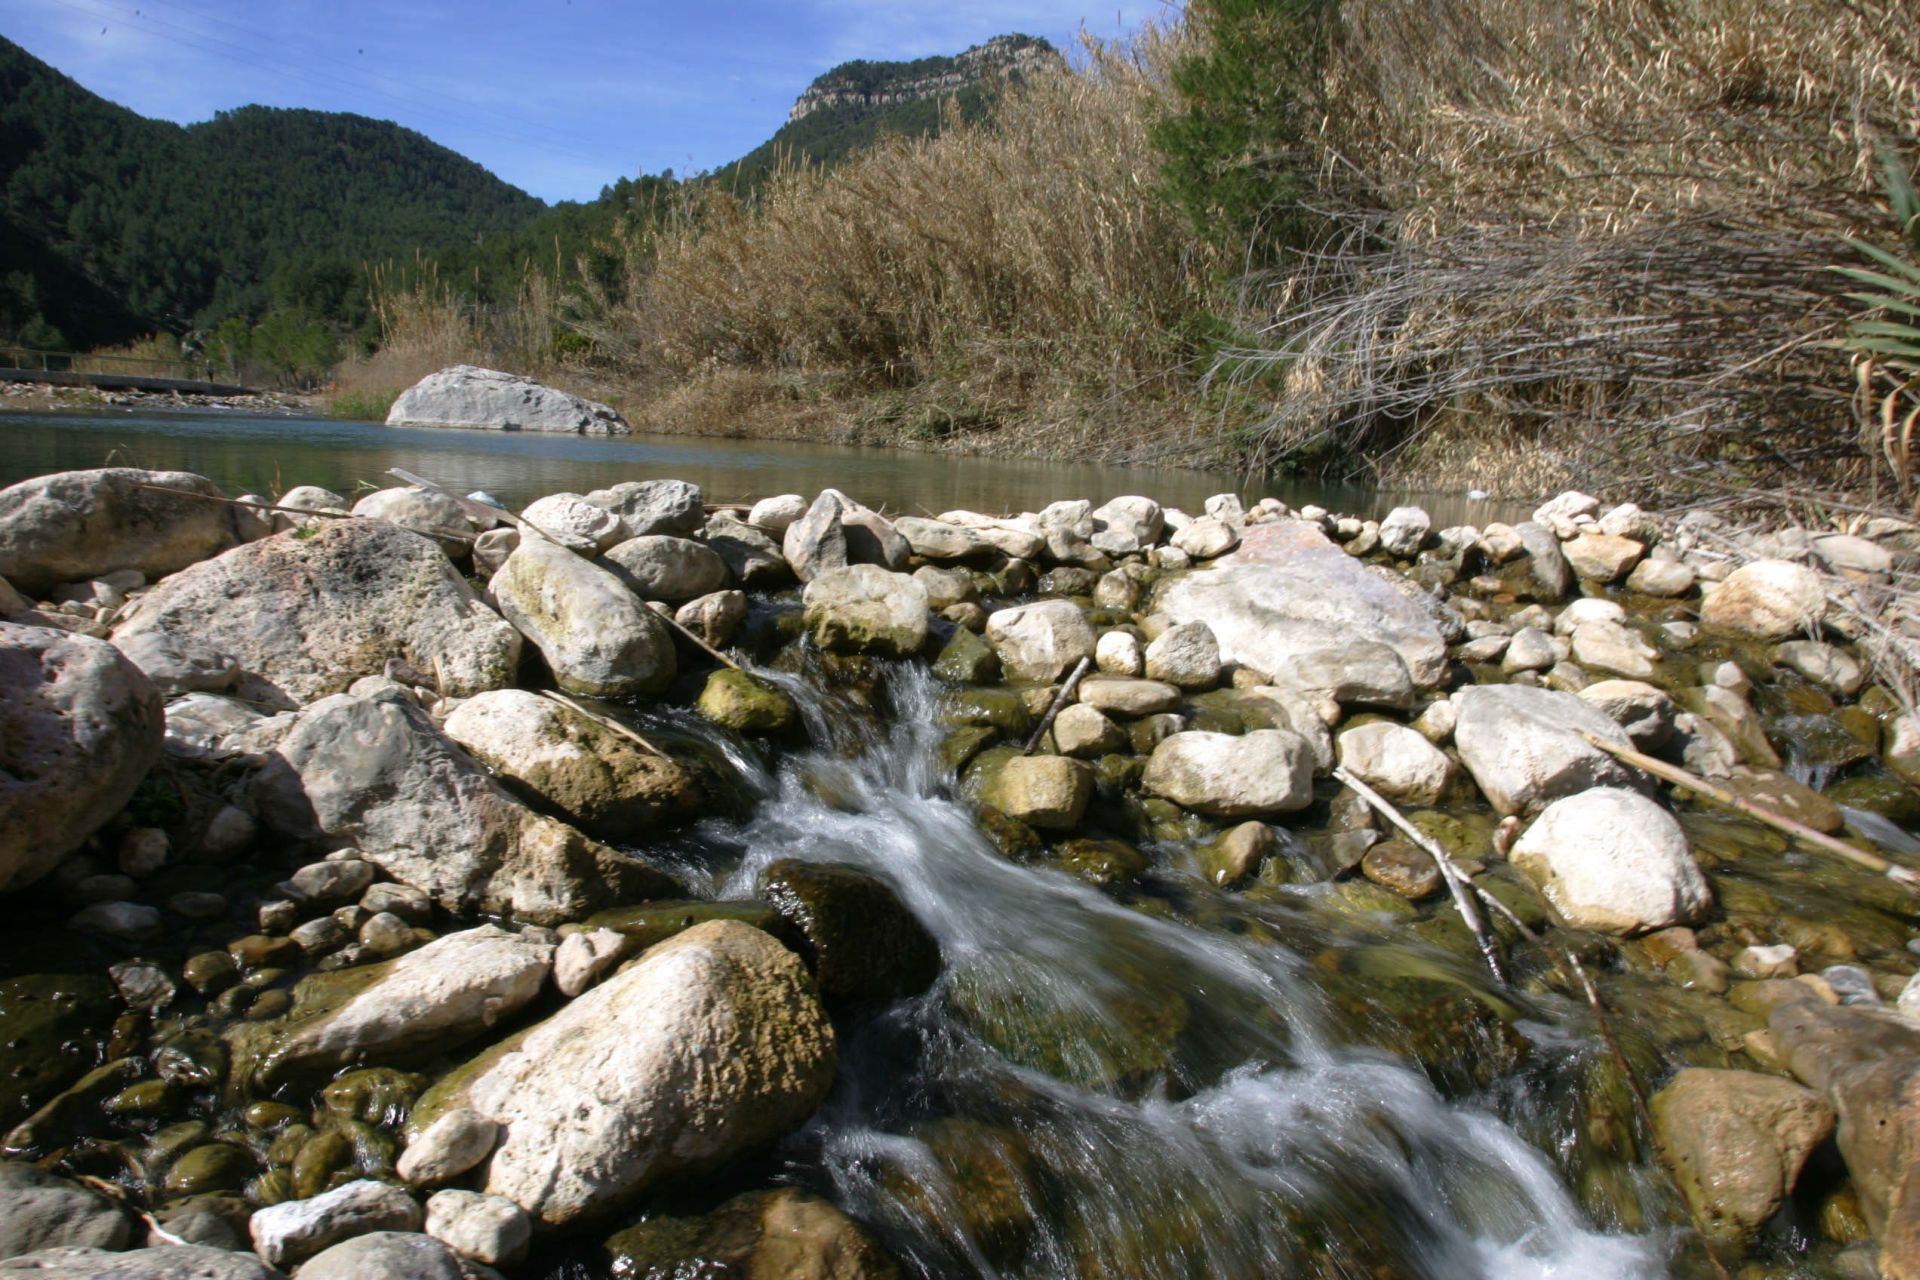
[169,891,229,922]
[164,1142,257,1196]
[1360,841,1443,899]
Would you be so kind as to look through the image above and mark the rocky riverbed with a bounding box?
[1,465,1919,1278]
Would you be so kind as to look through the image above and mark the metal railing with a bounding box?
[0,346,201,378]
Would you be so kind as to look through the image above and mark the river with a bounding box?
[0,407,1519,523]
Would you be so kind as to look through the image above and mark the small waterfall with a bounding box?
[660,662,1675,1279]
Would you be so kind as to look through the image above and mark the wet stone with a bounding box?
[1360,841,1443,900]
[759,860,942,1010]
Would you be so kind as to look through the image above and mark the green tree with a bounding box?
[1150,0,1338,268]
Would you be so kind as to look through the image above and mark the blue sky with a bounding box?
[2,0,1167,202]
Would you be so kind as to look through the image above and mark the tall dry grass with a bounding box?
[1220,0,1920,504]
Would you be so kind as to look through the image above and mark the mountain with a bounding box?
[0,36,544,350]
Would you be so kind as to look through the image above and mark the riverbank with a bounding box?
[3,379,312,417]
[1,466,1918,1277]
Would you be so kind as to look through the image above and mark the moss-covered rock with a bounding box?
[932,627,1001,685]
[696,669,800,738]
[604,1186,903,1280]
[584,900,793,955]
[759,861,942,1011]
[1048,838,1149,887]
[0,973,116,1132]
[941,689,1032,738]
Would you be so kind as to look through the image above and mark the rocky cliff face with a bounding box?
[787,35,1062,123]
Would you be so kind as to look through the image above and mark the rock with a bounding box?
[398,1108,501,1187]
[802,565,929,657]
[601,536,730,603]
[1095,630,1143,676]
[0,468,239,595]
[1735,944,1801,980]
[603,1187,901,1280]
[1701,559,1827,638]
[1090,496,1162,546]
[1627,558,1696,597]
[1479,523,1525,563]
[0,624,162,891]
[470,528,518,576]
[1678,684,1781,769]
[674,590,747,648]
[1142,729,1315,818]
[1452,684,1641,815]
[1578,679,1676,749]
[747,494,807,536]
[490,538,675,697]
[417,921,836,1229]
[1813,533,1894,583]
[894,517,986,561]
[387,365,628,434]
[913,566,975,611]
[1156,521,1447,706]
[1172,517,1238,560]
[1570,619,1657,679]
[1511,788,1710,933]
[1076,676,1182,718]
[0,1247,281,1279]
[424,1192,529,1268]
[1203,821,1276,885]
[253,690,676,925]
[228,925,553,1089]
[1335,722,1453,805]
[697,670,799,737]
[517,495,624,554]
[1361,840,1442,899]
[1052,703,1125,757]
[1377,506,1431,557]
[981,756,1093,830]
[286,858,376,907]
[782,493,850,583]
[759,860,942,1009]
[114,521,520,706]
[0,1164,133,1259]
[274,485,350,532]
[1143,621,1221,692]
[1512,522,1573,600]
[985,600,1097,685]
[821,490,909,570]
[1775,640,1865,698]
[1562,533,1645,582]
[250,1179,423,1268]
[1724,767,1844,835]
[68,901,160,943]
[295,1232,502,1280]
[703,516,789,587]
[352,487,476,557]
[1532,490,1600,537]
[110,631,238,697]
[1500,627,1556,674]
[582,480,705,539]
[1651,1068,1835,1238]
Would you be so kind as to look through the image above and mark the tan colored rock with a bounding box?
[1651,1068,1834,1238]
[1701,559,1826,638]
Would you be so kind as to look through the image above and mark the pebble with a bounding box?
[70,900,163,942]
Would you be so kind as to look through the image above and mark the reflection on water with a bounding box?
[0,408,1526,524]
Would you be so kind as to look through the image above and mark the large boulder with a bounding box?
[1142,729,1316,817]
[0,624,162,892]
[0,468,240,596]
[1510,788,1710,933]
[252,689,679,924]
[411,921,836,1229]
[581,480,705,539]
[601,536,730,604]
[1701,559,1827,638]
[1451,684,1641,815]
[985,600,1096,685]
[112,521,521,706]
[1651,1068,1834,1239]
[387,365,629,435]
[228,926,552,1090]
[442,690,701,839]
[489,539,675,697]
[801,565,929,657]
[1155,521,1448,707]
[0,1164,133,1259]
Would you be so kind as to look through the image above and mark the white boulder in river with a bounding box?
[1142,729,1316,817]
[1511,787,1711,933]
[408,920,837,1228]
[0,467,240,595]
[1452,684,1641,815]
[386,365,631,435]
[489,539,676,697]
[0,623,163,892]
[113,521,522,707]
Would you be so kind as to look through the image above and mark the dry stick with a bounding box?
[1580,732,1920,890]
[1023,656,1093,755]
[134,482,477,546]
[538,688,668,759]
[386,467,746,674]
[1331,764,1509,988]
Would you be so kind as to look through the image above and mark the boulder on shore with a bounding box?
[801,565,929,657]
[0,623,163,892]
[1452,684,1640,815]
[0,468,240,595]
[1510,787,1710,933]
[489,539,676,697]
[386,365,630,435]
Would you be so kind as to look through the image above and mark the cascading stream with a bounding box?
[639,660,1676,1279]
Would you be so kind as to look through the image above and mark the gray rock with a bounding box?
[1578,679,1676,749]
[517,495,624,554]
[894,517,987,561]
[297,1232,503,1280]
[1052,703,1125,757]
[398,1108,501,1187]
[424,1191,530,1267]
[1075,676,1181,718]
[387,365,629,435]
[1561,533,1645,583]
[110,631,238,696]
[1569,619,1656,679]
[1094,630,1142,676]
[1625,558,1696,597]
[414,921,836,1229]
[252,689,676,924]
[981,755,1093,829]
[702,516,789,587]
[68,901,160,942]
[0,1247,281,1279]
[781,492,850,583]
[912,566,975,611]
[674,590,747,648]
[250,1180,422,1268]
[471,527,518,576]
[1142,729,1316,817]
[1774,640,1864,697]
[1532,490,1600,536]
[1,623,163,891]
[286,858,376,907]
[746,494,807,536]
[1335,721,1452,805]
[113,521,521,706]
[601,536,730,603]
[1700,559,1826,638]
[986,600,1096,684]
[1090,496,1163,545]
[801,566,929,657]
[1171,517,1238,560]
[0,468,240,596]
[1513,522,1573,600]
[0,1164,133,1259]
[1452,684,1640,815]
[821,489,909,570]
[273,485,349,533]
[1376,506,1431,557]
[1512,788,1710,933]
[1500,627,1555,674]
[352,487,476,558]
[582,480,705,538]
[489,539,675,697]
[1144,621,1221,691]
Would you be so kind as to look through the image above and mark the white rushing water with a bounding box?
[653,662,1673,1279]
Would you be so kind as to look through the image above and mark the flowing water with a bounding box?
[601,661,1676,1280]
